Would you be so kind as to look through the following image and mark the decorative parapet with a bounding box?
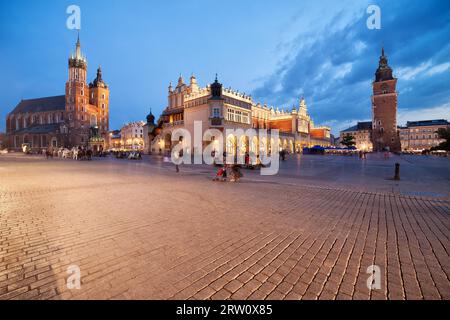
[222,87,253,103]
[163,120,185,128]
[184,85,253,103]
[185,87,211,101]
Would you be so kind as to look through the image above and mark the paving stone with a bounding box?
[0,154,448,300]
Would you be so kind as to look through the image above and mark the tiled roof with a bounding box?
[341,125,358,132]
[342,121,372,133]
[357,121,372,130]
[406,119,449,127]
[10,96,66,114]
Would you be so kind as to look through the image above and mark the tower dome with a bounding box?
[89,66,108,88]
[210,74,223,99]
[146,109,155,125]
[375,47,394,82]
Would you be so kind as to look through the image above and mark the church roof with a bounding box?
[10,95,66,114]
[14,123,61,134]
[89,67,108,89]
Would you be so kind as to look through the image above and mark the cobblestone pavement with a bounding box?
[0,154,449,300]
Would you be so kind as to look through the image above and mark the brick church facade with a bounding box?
[5,36,109,151]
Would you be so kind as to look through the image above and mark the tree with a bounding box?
[432,127,450,151]
[341,135,356,148]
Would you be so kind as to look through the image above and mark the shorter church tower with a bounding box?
[371,48,401,152]
[89,66,109,138]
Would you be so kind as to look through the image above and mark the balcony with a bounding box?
[210,117,223,126]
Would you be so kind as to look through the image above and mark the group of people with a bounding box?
[213,164,243,182]
[42,146,94,161]
[72,147,93,161]
[113,151,142,160]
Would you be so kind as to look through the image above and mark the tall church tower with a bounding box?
[371,48,401,152]
[65,34,89,146]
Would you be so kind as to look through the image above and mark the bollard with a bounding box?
[394,163,400,180]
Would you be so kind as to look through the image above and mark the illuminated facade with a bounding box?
[399,120,449,151]
[340,122,373,151]
[120,121,145,151]
[341,119,449,152]
[5,35,109,151]
[108,130,121,150]
[150,75,331,154]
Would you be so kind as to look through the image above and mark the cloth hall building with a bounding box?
[150,74,331,155]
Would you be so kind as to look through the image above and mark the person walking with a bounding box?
[245,152,250,167]
[280,149,286,161]
[222,165,228,181]
[175,149,183,173]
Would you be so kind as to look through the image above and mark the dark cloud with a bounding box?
[252,0,450,131]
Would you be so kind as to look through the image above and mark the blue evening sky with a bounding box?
[1,0,449,134]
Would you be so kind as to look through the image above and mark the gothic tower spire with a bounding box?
[75,31,82,60]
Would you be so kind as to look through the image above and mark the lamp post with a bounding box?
[394,163,400,180]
